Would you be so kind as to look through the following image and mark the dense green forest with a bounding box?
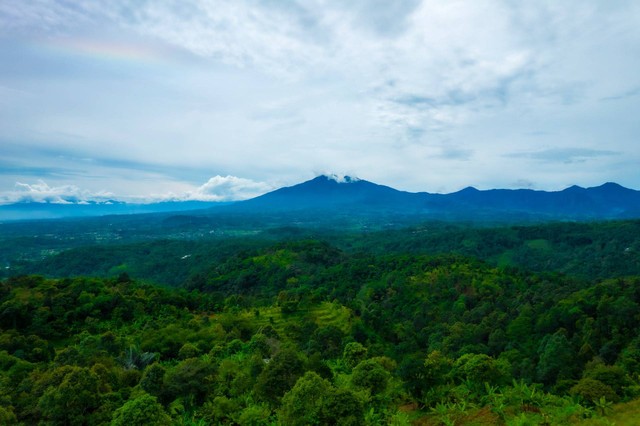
[2,230,640,424]
[3,219,640,283]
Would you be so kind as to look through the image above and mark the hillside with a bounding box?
[2,178,640,424]
[5,219,639,284]
[2,245,640,424]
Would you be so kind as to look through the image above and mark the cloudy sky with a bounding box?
[1,1,639,203]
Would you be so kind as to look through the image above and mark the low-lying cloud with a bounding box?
[0,180,114,205]
[1,175,274,205]
[183,175,274,202]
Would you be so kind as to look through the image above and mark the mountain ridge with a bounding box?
[234,175,640,220]
[2,174,640,221]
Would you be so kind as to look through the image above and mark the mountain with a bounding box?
[239,175,426,211]
[3,175,639,222]
[0,200,225,221]
[433,182,640,219]
[234,175,640,221]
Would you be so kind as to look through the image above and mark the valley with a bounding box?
[2,177,640,424]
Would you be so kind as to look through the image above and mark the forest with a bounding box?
[2,219,640,424]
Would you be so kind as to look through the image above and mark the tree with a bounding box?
[343,342,368,369]
[319,388,364,426]
[279,371,332,425]
[255,347,305,406]
[111,393,171,426]
[163,357,215,404]
[0,406,17,424]
[352,359,390,395]
[506,304,534,348]
[237,403,272,426]
[583,363,629,396]
[217,358,252,398]
[452,353,510,387]
[36,366,102,425]
[309,325,345,359]
[424,350,453,388]
[536,331,577,385]
[178,343,200,359]
[570,378,619,404]
[201,395,240,424]
[140,362,166,397]
[121,345,156,370]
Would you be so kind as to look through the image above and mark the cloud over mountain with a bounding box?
[0,175,273,205]
[0,181,115,205]
[1,1,639,197]
[184,175,274,202]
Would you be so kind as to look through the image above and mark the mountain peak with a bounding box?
[563,185,585,192]
[589,181,634,196]
[460,186,479,192]
[239,174,417,211]
[234,177,640,220]
[596,182,625,190]
[321,174,361,184]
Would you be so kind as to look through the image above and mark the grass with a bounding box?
[213,301,353,336]
[309,301,352,333]
[574,398,640,425]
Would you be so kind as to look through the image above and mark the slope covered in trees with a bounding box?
[2,240,640,424]
[5,219,640,284]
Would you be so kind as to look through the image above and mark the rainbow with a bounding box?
[32,36,172,66]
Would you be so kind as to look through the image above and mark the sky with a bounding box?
[1,1,639,204]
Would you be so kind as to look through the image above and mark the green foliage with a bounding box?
[343,341,368,369]
[536,331,577,384]
[200,395,240,424]
[0,406,17,424]
[163,357,215,404]
[2,223,640,425]
[593,396,614,416]
[583,363,630,396]
[140,362,166,396]
[570,378,620,404]
[122,345,156,370]
[255,347,305,406]
[111,393,170,426]
[319,388,364,425]
[36,366,102,425]
[352,358,391,395]
[453,353,511,388]
[279,371,332,425]
[424,350,453,387]
[178,342,201,359]
[7,218,640,284]
[236,403,272,425]
[309,325,345,358]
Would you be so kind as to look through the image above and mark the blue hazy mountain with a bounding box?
[240,175,425,210]
[235,175,640,220]
[2,175,640,222]
[0,200,225,221]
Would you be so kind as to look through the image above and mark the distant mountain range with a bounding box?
[237,175,640,221]
[0,200,224,221]
[2,175,640,222]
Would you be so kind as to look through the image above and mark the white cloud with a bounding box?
[182,175,274,202]
[0,176,273,205]
[0,180,114,205]
[1,1,640,196]
[323,174,360,183]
